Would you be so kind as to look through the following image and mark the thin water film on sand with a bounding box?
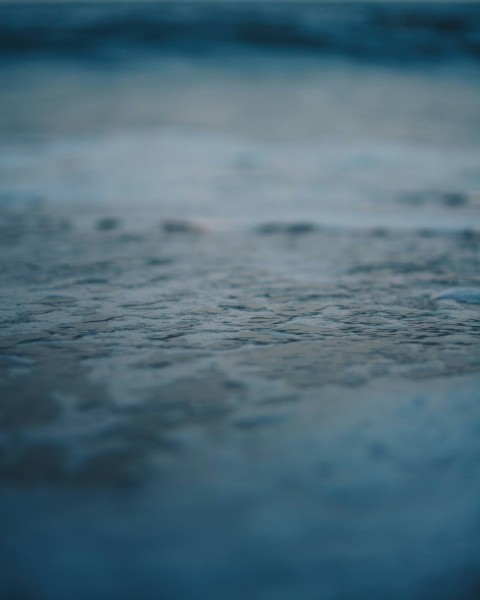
[0,2,480,599]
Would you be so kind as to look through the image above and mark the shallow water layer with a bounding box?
[1,205,480,599]
[1,53,480,232]
[1,2,480,600]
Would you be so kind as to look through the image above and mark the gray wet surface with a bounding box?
[1,18,480,600]
[1,202,480,599]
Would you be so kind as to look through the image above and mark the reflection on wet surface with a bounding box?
[1,201,480,598]
[1,2,480,599]
[2,176,480,595]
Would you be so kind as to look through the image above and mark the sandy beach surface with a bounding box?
[1,2,480,599]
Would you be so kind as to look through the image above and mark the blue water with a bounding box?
[1,5,480,600]
[0,1,479,63]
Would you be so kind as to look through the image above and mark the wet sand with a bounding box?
[1,200,480,599]
[1,4,480,597]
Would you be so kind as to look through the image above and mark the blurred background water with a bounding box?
[1,1,479,230]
